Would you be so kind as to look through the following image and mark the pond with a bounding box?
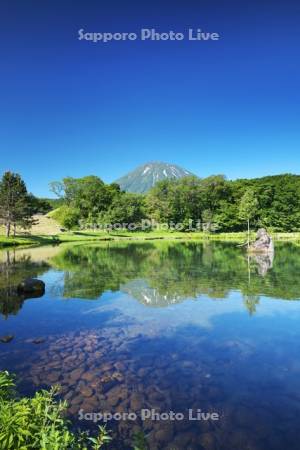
[1,241,300,450]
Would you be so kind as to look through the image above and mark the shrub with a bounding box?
[0,371,111,449]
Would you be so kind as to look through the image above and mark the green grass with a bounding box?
[0,235,60,248]
[53,229,253,244]
[2,212,300,249]
[2,229,300,249]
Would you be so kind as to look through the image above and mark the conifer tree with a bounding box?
[0,172,34,237]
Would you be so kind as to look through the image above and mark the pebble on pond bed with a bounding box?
[11,327,288,450]
[0,335,14,343]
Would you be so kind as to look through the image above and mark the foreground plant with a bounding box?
[132,431,148,450]
[0,371,111,449]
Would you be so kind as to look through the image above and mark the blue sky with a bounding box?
[1,0,300,197]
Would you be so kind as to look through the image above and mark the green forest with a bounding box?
[1,171,300,235]
[49,173,300,232]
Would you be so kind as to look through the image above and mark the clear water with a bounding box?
[1,241,300,450]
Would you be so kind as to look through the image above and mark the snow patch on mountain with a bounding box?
[115,161,195,193]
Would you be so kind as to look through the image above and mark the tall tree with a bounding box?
[102,193,146,229]
[238,189,259,249]
[50,176,121,227]
[0,172,34,237]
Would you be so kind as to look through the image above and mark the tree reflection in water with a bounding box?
[1,241,300,317]
[49,241,300,311]
[0,250,48,318]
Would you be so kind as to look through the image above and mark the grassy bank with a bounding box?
[0,235,61,248]
[1,229,300,249]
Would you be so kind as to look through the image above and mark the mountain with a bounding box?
[115,161,195,193]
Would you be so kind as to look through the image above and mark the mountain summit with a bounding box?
[115,162,194,193]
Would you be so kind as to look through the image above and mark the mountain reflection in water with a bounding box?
[46,241,300,307]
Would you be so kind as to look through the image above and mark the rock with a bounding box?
[106,385,127,407]
[112,371,124,382]
[137,367,149,378]
[32,375,41,385]
[114,361,126,371]
[147,389,165,403]
[81,398,100,412]
[76,354,85,363]
[0,335,14,343]
[32,337,46,344]
[80,385,94,398]
[198,432,217,450]
[249,228,274,254]
[81,371,97,382]
[64,391,73,402]
[154,424,174,444]
[76,380,86,391]
[17,278,45,298]
[69,367,85,383]
[72,394,83,405]
[106,394,120,407]
[101,362,114,372]
[115,400,130,414]
[182,360,195,369]
[101,378,118,393]
[68,404,80,415]
[47,361,62,370]
[46,371,61,384]
[175,417,192,433]
[169,431,194,447]
[130,393,143,411]
[84,345,94,352]
[90,379,100,389]
[62,355,78,367]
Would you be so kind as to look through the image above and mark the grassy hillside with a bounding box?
[0,214,61,236]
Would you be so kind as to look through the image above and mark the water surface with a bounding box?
[1,241,300,449]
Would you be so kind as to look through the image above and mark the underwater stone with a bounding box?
[0,335,14,343]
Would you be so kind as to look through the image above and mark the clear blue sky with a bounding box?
[1,0,300,197]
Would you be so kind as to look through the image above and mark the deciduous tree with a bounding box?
[238,189,259,249]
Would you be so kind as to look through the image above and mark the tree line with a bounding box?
[1,171,300,235]
[49,173,300,233]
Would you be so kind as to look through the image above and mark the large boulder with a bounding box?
[17,278,45,298]
[249,228,274,254]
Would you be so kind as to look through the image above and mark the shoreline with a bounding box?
[1,231,300,250]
